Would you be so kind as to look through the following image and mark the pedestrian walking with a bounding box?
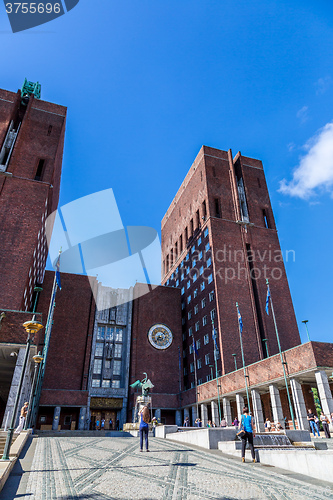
[307,409,320,437]
[139,406,150,452]
[264,418,272,432]
[239,407,256,463]
[15,402,29,434]
[320,412,331,438]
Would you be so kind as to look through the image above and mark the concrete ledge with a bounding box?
[0,430,31,492]
[34,430,130,437]
[166,428,237,449]
[285,430,311,443]
[155,425,178,439]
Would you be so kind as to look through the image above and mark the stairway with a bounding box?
[0,431,18,457]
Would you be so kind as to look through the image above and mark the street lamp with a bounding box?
[24,352,43,430]
[302,320,310,342]
[1,316,43,460]
[232,354,237,371]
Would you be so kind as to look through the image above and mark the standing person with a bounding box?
[109,418,113,430]
[220,417,227,428]
[265,418,272,432]
[15,402,29,434]
[116,419,120,431]
[307,409,320,437]
[139,406,150,452]
[233,417,239,429]
[240,407,256,463]
[101,418,105,430]
[320,412,331,439]
[96,418,100,430]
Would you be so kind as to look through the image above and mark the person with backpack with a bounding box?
[139,406,150,452]
[239,407,256,463]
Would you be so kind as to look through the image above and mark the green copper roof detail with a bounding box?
[21,78,41,99]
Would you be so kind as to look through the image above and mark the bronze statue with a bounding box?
[130,372,154,397]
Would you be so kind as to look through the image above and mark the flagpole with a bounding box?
[192,336,199,422]
[212,320,222,423]
[266,279,296,430]
[178,346,182,410]
[236,303,251,412]
[30,250,61,428]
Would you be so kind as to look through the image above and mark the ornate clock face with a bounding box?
[148,324,173,350]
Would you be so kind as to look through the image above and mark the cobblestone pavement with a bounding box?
[9,436,333,499]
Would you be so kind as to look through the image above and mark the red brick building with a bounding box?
[161,146,300,392]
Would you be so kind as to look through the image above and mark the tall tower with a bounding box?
[161,146,300,390]
[0,80,66,311]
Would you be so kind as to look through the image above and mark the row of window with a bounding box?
[184,350,219,375]
[95,343,122,358]
[93,359,122,375]
[164,226,209,280]
[186,309,216,336]
[92,378,121,388]
[97,325,124,342]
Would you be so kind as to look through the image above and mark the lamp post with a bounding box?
[232,354,237,371]
[1,317,43,460]
[302,320,310,342]
[24,352,43,430]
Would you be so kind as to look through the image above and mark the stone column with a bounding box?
[315,370,333,416]
[155,408,161,423]
[2,347,31,429]
[269,384,284,425]
[78,407,86,430]
[223,397,232,426]
[251,389,265,432]
[175,409,182,427]
[52,406,61,430]
[236,394,244,423]
[290,378,308,430]
[191,405,198,424]
[184,407,190,425]
[201,404,208,427]
[211,401,219,426]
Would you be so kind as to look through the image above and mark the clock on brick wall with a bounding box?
[148,324,173,350]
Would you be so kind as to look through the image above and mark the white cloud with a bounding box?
[296,105,309,123]
[315,76,332,95]
[279,121,333,199]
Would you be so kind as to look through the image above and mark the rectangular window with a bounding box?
[191,381,195,388]
[180,235,183,253]
[186,267,190,275]
[181,273,184,281]
[181,260,184,268]
[205,242,210,252]
[113,360,122,376]
[182,302,185,310]
[106,326,114,340]
[195,321,199,332]
[182,333,186,341]
[189,344,193,354]
[189,327,193,336]
[206,374,212,382]
[199,250,203,260]
[263,209,271,228]
[205,353,210,365]
[183,367,187,376]
[95,344,103,357]
[209,291,215,302]
[200,281,205,291]
[196,339,201,350]
[197,358,202,369]
[114,344,122,358]
[182,317,185,325]
[194,289,198,298]
[181,287,185,295]
[186,253,189,261]
[204,227,209,238]
[34,159,45,181]
[201,298,206,308]
[208,274,213,284]
[199,266,204,275]
[210,309,216,321]
[214,198,221,218]
[97,326,105,340]
[191,245,195,254]
[198,236,202,246]
[112,380,120,388]
[176,279,179,287]
[188,311,192,320]
[190,363,195,373]
[93,359,102,374]
[183,349,186,358]
[116,328,123,341]
[187,281,190,289]
[193,272,197,282]
[204,334,209,345]
[92,378,101,387]
[192,259,196,268]
[187,295,191,304]
[102,379,111,388]
[207,257,212,267]
[194,304,199,314]
[104,360,111,369]
[203,315,207,326]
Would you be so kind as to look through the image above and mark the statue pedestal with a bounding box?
[134,395,151,423]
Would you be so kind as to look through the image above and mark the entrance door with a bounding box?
[90,410,117,430]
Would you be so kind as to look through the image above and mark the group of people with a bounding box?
[307,408,332,438]
[264,418,283,432]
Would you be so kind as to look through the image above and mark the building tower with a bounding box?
[0,80,66,311]
[161,146,300,391]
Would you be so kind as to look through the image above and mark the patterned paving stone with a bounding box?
[18,436,333,499]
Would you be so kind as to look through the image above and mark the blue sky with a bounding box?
[1,0,333,344]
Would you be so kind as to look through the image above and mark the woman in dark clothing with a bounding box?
[139,406,150,452]
[240,407,256,463]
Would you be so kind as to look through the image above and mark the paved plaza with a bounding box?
[1,435,332,500]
